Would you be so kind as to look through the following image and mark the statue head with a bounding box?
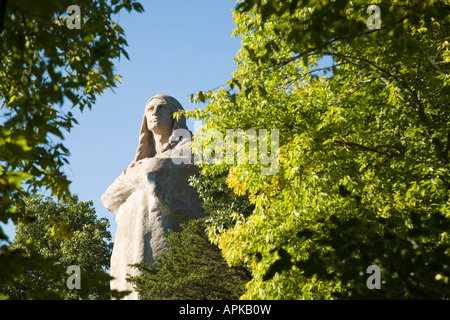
[131,94,191,165]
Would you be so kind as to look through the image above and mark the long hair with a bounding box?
[129,94,190,168]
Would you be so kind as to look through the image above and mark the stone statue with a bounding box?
[101,94,205,300]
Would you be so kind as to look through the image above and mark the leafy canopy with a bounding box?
[0,194,120,300]
[0,0,143,299]
[185,0,449,299]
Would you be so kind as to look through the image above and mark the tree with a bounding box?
[189,165,256,240]
[127,219,252,300]
[0,194,118,299]
[0,0,143,296]
[184,0,449,299]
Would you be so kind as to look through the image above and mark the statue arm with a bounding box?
[103,117,153,213]
[101,172,135,214]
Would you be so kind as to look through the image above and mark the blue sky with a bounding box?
[3,0,241,241]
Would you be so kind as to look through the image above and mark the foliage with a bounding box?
[189,165,256,238]
[127,219,252,300]
[184,0,450,299]
[0,0,143,298]
[0,194,122,300]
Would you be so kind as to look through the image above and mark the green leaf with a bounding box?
[197,91,206,103]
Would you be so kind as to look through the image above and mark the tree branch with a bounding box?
[274,16,408,71]
[325,49,448,167]
[337,139,404,158]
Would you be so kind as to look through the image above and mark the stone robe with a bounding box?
[101,148,205,299]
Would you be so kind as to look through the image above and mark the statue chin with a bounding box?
[101,94,205,300]
[148,123,172,135]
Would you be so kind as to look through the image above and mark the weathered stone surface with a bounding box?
[101,94,205,299]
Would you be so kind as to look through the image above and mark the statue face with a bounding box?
[145,99,174,134]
